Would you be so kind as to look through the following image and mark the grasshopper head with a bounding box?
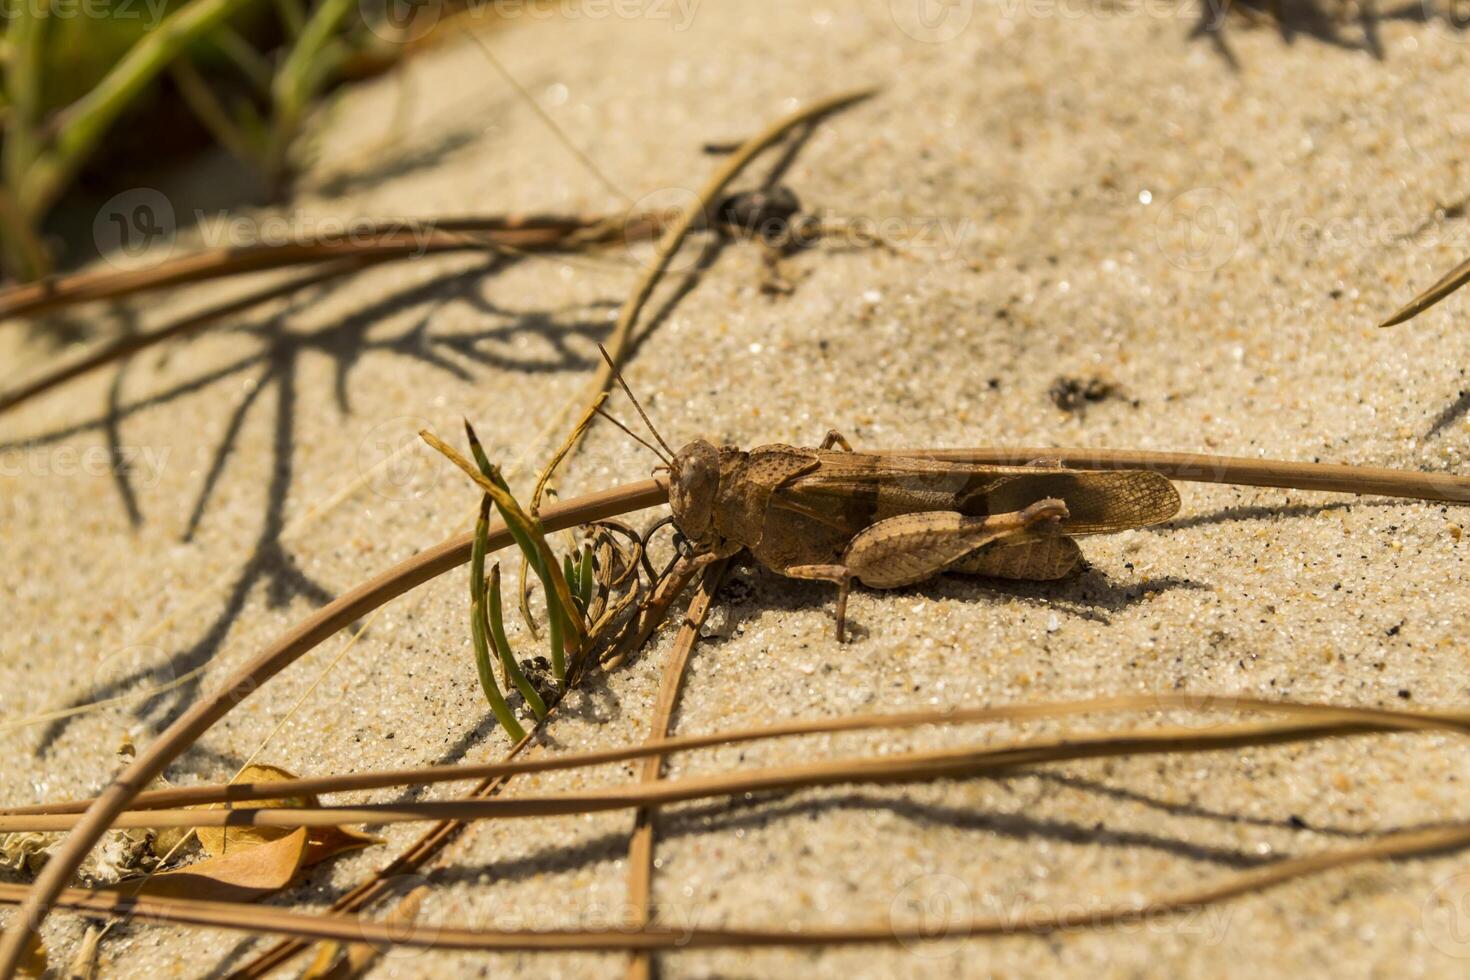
[668,438,722,546]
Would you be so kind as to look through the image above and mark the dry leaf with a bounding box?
[195,764,379,863]
[127,827,311,903]
[123,764,379,903]
[1,832,56,877]
[196,763,306,856]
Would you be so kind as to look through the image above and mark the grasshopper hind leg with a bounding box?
[785,500,1068,642]
[947,533,1082,581]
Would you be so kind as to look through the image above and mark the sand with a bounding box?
[3,1,1470,975]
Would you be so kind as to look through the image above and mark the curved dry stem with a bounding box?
[6,708,1467,833]
[0,214,630,321]
[626,557,728,980]
[7,694,1463,817]
[911,447,1470,503]
[2,823,1467,951]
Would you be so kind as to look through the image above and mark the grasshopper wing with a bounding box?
[977,469,1179,535]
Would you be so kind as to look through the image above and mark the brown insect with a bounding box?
[598,352,1181,641]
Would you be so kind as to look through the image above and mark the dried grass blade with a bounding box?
[4,823,1468,951]
[11,710,1469,833]
[1380,254,1470,327]
[626,557,728,980]
[12,695,1466,817]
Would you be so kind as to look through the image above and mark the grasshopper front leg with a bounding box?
[785,499,1069,641]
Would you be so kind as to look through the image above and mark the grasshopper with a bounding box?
[598,353,1182,642]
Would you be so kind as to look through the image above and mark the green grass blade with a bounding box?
[486,564,549,718]
[458,423,587,680]
[470,497,526,741]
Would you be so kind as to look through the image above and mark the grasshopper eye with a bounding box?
[667,440,719,539]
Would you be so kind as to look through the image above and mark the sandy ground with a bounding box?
[4,1,1470,976]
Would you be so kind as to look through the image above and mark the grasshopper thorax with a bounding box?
[668,438,723,548]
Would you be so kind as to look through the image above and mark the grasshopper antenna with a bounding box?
[597,344,678,460]
[593,406,671,465]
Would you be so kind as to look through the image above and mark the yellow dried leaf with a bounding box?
[194,764,380,863]
[196,763,307,856]
[127,827,311,903]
